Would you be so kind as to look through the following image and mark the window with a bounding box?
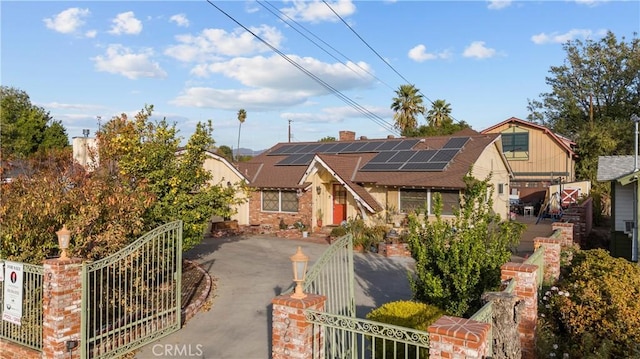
[431,190,459,216]
[501,127,529,160]
[262,190,299,212]
[400,189,428,214]
[498,183,504,195]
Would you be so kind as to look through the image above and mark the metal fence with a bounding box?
[81,220,183,359]
[305,309,430,359]
[0,261,44,351]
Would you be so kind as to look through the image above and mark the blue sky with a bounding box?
[2,1,639,152]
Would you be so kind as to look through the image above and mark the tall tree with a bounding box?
[426,99,452,127]
[391,84,426,135]
[0,86,68,158]
[236,109,246,162]
[526,31,640,185]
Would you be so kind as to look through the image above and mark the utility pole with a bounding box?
[288,119,292,143]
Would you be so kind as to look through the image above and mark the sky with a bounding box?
[2,1,639,152]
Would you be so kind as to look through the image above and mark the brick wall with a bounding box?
[378,242,411,257]
[551,221,575,247]
[247,190,313,233]
[272,294,325,359]
[534,237,562,282]
[428,316,490,358]
[562,197,592,246]
[0,340,40,359]
[500,263,538,359]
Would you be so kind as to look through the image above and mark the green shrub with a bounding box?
[329,226,347,237]
[537,249,640,358]
[366,300,443,358]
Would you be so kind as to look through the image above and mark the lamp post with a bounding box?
[290,246,309,299]
[56,225,71,260]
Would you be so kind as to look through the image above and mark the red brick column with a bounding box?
[534,236,562,282]
[272,294,326,359]
[551,222,574,246]
[501,263,538,359]
[427,316,490,358]
[0,340,40,359]
[42,258,82,359]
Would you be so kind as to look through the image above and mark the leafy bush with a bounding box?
[537,249,640,358]
[366,300,443,358]
[329,226,347,237]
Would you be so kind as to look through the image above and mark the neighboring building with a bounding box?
[236,131,512,232]
[597,155,639,261]
[481,117,578,205]
[72,135,98,170]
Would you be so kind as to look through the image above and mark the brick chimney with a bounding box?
[339,131,356,141]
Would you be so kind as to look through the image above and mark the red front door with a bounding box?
[332,184,347,224]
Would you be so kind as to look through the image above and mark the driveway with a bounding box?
[135,234,415,359]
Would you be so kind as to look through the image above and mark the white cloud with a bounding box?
[487,0,512,10]
[531,29,605,44]
[574,0,610,7]
[108,11,142,35]
[85,30,97,38]
[408,44,452,62]
[43,8,90,34]
[191,55,374,94]
[463,41,496,59]
[169,14,189,27]
[165,25,284,62]
[282,105,392,123]
[280,0,356,23]
[41,102,104,111]
[170,87,308,111]
[92,44,167,79]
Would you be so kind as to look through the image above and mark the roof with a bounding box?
[481,117,576,158]
[597,155,637,181]
[239,133,504,191]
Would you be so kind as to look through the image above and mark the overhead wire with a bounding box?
[205,0,401,136]
[322,0,463,124]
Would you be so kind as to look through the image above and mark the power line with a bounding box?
[205,1,400,136]
[322,0,463,124]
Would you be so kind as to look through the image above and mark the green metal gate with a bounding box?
[81,221,183,358]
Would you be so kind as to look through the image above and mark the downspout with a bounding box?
[633,114,639,261]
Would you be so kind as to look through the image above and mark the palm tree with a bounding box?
[236,109,246,161]
[390,84,425,135]
[426,99,452,127]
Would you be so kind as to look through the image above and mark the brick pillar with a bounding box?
[427,316,490,358]
[501,263,538,359]
[552,222,574,246]
[534,236,562,282]
[272,294,326,359]
[42,258,82,359]
[338,131,355,141]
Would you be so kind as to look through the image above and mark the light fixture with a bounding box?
[316,185,321,195]
[290,246,309,299]
[56,225,71,260]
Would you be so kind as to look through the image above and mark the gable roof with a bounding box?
[597,155,637,181]
[238,133,505,193]
[481,117,576,158]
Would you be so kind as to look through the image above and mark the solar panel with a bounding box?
[281,144,308,155]
[443,137,469,149]
[276,154,306,165]
[408,150,437,163]
[401,162,448,171]
[394,139,420,150]
[295,143,323,154]
[291,153,315,165]
[269,145,297,156]
[388,150,416,163]
[360,162,404,171]
[315,143,339,153]
[376,140,403,151]
[342,141,369,153]
[369,151,396,163]
[431,149,459,162]
[357,141,383,152]
[325,143,350,153]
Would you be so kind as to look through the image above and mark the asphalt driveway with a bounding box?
[135,234,415,359]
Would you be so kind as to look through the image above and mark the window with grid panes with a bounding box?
[261,190,299,212]
[431,190,459,215]
[400,189,428,214]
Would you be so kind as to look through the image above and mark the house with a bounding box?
[481,117,578,207]
[597,155,639,261]
[236,130,512,232]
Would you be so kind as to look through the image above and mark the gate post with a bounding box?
[271,294,326,359]
[42,258,82,359]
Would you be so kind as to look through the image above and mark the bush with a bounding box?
[329,226,347,238]
[537,249,640,358]
[366,301,443,358]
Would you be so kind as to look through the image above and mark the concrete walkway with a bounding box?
[135,234,414,359]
